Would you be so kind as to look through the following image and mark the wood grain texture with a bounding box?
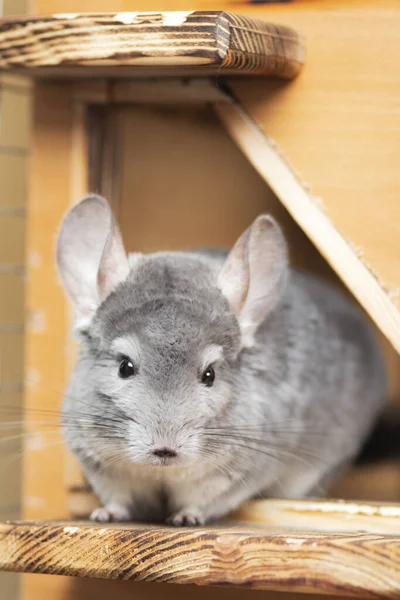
[229,2,400,324]
[2,514,400,597]
[0,11,303,78]
[0,18,30,598]
[231,498,400,534]
[216,101,400,354]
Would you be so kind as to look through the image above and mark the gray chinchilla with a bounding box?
[56,195,386,525]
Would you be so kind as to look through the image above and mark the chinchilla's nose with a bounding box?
[152,447,178,458]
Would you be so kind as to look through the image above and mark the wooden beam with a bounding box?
[215,101,400,354]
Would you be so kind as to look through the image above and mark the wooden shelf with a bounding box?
[1,499,400,597]
[0,11,303,79]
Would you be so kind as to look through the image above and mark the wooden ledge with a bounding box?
[0,11,304,79]
[1,499,400,596]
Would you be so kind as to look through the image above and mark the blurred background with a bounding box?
[0,1,399,600]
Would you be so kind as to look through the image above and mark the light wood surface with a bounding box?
[0,12,303,78]
[18,576,364,600]
[229,1,400,328]
[23,82,75,524]
[231,498,400,534]
[0,5,30,600]
[27,1,400,335]
[2,502,400,598]
[216,101,400,354]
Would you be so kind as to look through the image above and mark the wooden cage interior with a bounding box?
[57,100,400,517]
[0,2,396,598]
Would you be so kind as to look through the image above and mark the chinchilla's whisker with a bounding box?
[0,430,62,445]
[198,446,233,479]
[0,428,128,446]
[204,423,329,436]
[204,436,326,471]
[204,431,329,459]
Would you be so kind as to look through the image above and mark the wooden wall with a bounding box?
[0,3,30,600]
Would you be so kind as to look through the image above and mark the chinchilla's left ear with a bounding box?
[218,215,288,347]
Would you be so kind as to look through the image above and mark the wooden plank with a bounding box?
[0,86,31,149]
[0,214,25,265]
[216,101,400,355]
[29,0,400,13]
[0,270,24,326]
[2,508,400,597]
[231,498,400,534]
[23,82,74,522]
[0,154,28,209]
[0,9,29,600]
[3,0,29,16]
[0,12,303,78]
[22,77,91,600]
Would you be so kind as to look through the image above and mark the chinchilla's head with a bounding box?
[57,195,288,468]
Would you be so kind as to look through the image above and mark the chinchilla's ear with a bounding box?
[218,215,288,348]
[56,195,130,332]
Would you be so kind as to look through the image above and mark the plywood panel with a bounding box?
[28,0,400,16]
[3,0,29,16]
[0,214,25,264]
[21,80,90,600]
[0,389,22,520]
[0,331,24,382]
[118,104,334,280]
[229,3,400,322]
[23,82,76,520]
[0,6,29,600]
[0,87,31,149]
[0,155,28,209]
[0,273,24,324]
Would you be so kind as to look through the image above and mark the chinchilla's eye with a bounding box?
[118,357,135,379]
[201,366,215,387]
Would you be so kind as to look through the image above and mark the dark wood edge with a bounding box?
[0,11,304,79]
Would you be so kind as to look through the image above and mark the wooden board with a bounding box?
[216,101,400,355]
[0,4,30,598]
[0,12,303,79]
[2,501,400,598]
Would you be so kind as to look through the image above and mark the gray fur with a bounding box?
[57,196,386,525]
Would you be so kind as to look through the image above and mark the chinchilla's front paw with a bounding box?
[90,504,131,523]
[167,507,206,527]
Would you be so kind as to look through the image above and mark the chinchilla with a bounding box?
[56,194,386,525]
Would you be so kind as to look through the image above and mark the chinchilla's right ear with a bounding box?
[56,195,130,333]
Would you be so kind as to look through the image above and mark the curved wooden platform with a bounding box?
[1,499,400,597]
[0,11,303,78]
